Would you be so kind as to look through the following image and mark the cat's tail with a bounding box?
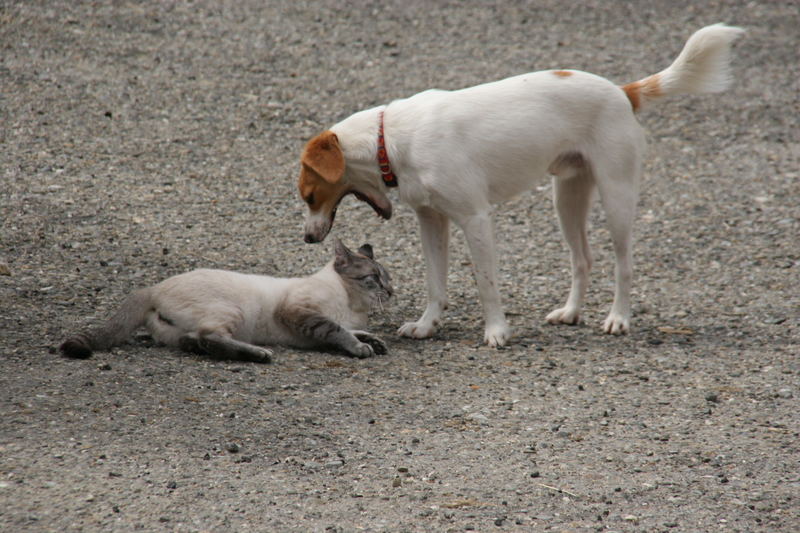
[60,288,153,359]
[621,23,744,112]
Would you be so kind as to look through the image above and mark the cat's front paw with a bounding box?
[251,347,274,364]
[349,342,376,359]
[353,332,388,355]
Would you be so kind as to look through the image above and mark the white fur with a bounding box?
[641,23,745,107]
[310,24,743,346]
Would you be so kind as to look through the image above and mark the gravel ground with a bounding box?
[1,1,798,531]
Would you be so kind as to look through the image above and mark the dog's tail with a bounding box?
[60,288,153,359]
[621,23,744,112]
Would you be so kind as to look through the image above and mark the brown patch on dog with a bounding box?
[298,165,348,212]
[301,131,345,184]
[298,130,350,214]
[621,74,662,112]
[552,70,573,78]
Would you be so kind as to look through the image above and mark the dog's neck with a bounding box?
[376,110,398,187]
[331,106,392,187]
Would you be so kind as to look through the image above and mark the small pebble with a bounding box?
[705,392,719,403]
[776,388,793,399]
[226,443,240,453]
[467,413,489,425]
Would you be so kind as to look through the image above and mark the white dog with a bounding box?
[299,24,744,347]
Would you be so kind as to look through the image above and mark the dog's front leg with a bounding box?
[398,207,450,339]
[458,211,511,347]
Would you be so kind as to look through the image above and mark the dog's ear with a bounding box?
[302,131,345,184]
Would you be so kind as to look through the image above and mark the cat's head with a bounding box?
[333,238,393,307]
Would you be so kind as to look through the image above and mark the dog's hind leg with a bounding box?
[593,154,641,335]
[546,157,595,327]
[399,207,450,340]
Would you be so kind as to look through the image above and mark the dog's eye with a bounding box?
[305,193,315,206]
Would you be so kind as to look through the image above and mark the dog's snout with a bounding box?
[304,233,319,244]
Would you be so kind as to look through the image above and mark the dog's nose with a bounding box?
[304,233,318,244]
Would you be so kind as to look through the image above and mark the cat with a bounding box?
[60,239,392,363]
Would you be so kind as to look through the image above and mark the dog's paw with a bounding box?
[602,313,630,335]
[546,306,581,326]
[398,320,438,339]
[484,321,511,348]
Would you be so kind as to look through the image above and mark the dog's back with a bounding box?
[387,69,638,203]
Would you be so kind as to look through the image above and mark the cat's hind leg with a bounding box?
[179,331,272,363]
[198,333,273,363]
[177,333,204,355]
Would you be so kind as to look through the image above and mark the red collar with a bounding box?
[376,110,398,187]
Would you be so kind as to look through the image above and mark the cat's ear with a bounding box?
[333,238,355,270]
[301,131,345,184]
[357,244,374,259]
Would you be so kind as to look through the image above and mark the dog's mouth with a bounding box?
[350,190,392,220]
[305,189,392,244]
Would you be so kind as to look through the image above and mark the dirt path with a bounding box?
[2,1,798,531]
